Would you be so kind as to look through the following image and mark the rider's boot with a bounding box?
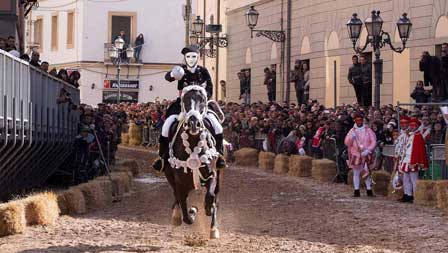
[153,136,169,172]
[214,134,227,169]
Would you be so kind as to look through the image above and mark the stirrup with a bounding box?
[216,155,227,169]
[153,158,165,173]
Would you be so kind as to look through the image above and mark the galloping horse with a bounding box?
[164,85,223,239]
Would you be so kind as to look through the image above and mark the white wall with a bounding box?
[82,0,185,63]
[79,66,178,106]
[31,0,83,64]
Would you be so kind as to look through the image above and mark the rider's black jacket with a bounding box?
[165,64,213,99]
[165,64,213,117]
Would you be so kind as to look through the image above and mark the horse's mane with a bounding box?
[181,85,207,99]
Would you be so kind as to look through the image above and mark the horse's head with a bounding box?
[180,85,207,136]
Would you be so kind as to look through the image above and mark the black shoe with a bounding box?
[152,158,164,172]
[399,194,410,203]
[366,189,375,197]
[216,156,226,169]
[354,190,360,197]
[409,195,414,203]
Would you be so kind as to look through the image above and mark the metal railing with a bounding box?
[0,49,80,201]
[382,144,447,180]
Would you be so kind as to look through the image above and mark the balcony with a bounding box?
[103,43,143,66]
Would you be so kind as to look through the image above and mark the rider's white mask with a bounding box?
[185,52,199,68]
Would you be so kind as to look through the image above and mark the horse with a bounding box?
[164,85,223,239]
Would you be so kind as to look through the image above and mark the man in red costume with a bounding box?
[344,113,377,197]
[397,118,429,203]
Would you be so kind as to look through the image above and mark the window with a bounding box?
[34,18,43,49]
[51,14,58,51]
[67,11,74,48]
[111,15,131,45]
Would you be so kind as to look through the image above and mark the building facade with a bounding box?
[30,0,186,106]
[199,0,448,107]
[0,0,17,39]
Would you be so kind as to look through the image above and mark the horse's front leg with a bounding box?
[207,170,220,239]
[178,191,197,225]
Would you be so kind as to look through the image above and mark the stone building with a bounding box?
[196,0,448,106]
[29,0,186,106]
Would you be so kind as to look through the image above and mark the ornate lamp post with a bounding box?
[189,15,228,58]
[245,6,285,42]
[347,11,412,108]
[108,37,134,103]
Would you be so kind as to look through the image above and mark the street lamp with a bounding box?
[189,15,228,58]
[347,11,412,108]
[108,36,134,103]
[245,6,285,42]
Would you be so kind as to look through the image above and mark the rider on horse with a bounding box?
[153,45,226,171]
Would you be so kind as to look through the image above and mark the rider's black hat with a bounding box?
[181,45,200,55]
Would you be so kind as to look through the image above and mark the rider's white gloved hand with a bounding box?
[171,66,185,80]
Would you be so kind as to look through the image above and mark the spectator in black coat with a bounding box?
[420,51,442,100]
[411,80,431,103]
[440,43,448,101]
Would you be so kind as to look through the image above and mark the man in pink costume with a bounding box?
[344,113,377,197]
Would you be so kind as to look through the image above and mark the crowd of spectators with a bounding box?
[0,36,81,88]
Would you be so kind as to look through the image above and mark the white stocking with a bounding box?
[353,169,361,190]
[364,176,372,190]
[402,172,411,196]
[409,171,419,196]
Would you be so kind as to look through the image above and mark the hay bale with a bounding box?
[387,171,404,200]
[273,154,289,175]
[311,159,337,182]
[117,159,140,176]
[63,188,87,215]
[0,202,26,237]
[128,123,142,146]
[258,152,275,170]
[76,181,111,211]
[56,193,69,215]
[98,179,114,205]
[234,148,259,167]
[23,192,60,226]
[288,155,313,177]
[110,172,131,195]
[121,133,129,145]
[435,180,448,210]
[372,171,391,196]
[414,180,437,206]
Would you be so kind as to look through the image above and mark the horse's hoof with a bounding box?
[171,207,182,226]
[183,216,194,225]
[188,206,198,223]
[210,228,220,239]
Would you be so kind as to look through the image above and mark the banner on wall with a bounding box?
[104,80,139,89]
[102,91,138,103]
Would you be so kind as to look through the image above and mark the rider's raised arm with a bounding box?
[165,71,176,82]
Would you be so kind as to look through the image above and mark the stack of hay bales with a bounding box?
[414,180,437,206]
[128,122,142,146]
[387,171,404,200]
[372,170,391,196]
[234,148,259,167]
[116,159,140,176]
[258,152,275,171]
[61,188,87,215]
[75,181,113,211]
[288,155,313,177]
[435,180,448,211]
[273,154,289,174]
[0,202,25,237]
[21,192,60,226]
[121,132,129,145]
[311,159,337,182]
